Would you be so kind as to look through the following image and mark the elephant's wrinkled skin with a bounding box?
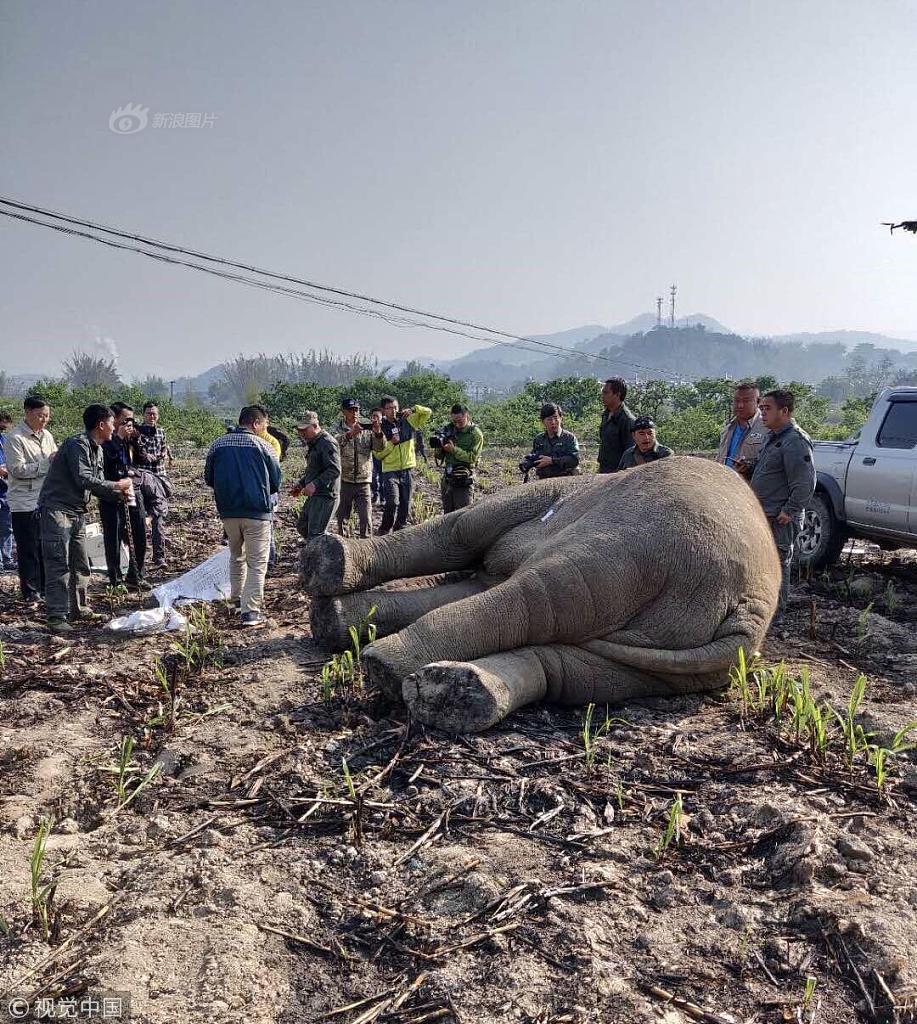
[303,457,781,732]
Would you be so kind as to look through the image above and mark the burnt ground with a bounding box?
[1,448,916,1024]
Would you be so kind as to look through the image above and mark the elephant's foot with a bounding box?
[301,533,352,596]
[402,650,549,733]
[362,644,406,702]
[309,596,348,649]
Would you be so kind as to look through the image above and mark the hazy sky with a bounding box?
[1,0,916,379]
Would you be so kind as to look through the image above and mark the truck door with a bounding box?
[844,396,917,534]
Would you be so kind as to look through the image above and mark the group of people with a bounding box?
[519,377,814,617]
[0,375,814,632]
[0,397,172,631]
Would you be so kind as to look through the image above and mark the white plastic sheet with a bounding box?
[105,549,232,634]
[151,548,233,610]
[106,606,188,634]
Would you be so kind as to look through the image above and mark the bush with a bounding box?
[24,380,224,446]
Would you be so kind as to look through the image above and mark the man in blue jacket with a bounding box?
[204,405,281,627]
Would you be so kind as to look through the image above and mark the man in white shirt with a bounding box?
[6,395,57,603]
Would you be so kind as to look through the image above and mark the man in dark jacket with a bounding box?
[100,402,148,589]
[292,411,341,540]
[598,377,636,473]
[204,405,281,627]
[618,416,674,469]
[524,403,580,480]
[38,404,132,631]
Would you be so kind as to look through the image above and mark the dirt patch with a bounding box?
[1,451,916,1024]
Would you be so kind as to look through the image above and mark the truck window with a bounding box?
[876,401,917,450]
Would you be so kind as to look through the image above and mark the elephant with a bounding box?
[302,457,781,733]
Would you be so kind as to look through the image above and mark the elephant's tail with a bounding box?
[586,602,771,676]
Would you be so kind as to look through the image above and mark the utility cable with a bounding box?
[0,195,685,378]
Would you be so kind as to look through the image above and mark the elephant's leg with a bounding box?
[402,642,724,733]
[302,478,578,597]
[310,576,488,652]
[363,549,654,699]
[302,517,478,596]
[402,649,548,733]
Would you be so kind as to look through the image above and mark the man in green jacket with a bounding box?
[371,397,432,534]
[433,403,484,513]
[38,404,132,631]
[292,411,341,540]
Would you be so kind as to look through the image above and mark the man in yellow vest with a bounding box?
[371,396,431,534]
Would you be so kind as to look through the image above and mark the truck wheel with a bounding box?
[798,492,847,569]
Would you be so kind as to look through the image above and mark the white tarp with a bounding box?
[106,606,188,634]
[151,548,232,609]
[105,549,232,634]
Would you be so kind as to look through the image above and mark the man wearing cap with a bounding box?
[525,403,580,480]
[618,417,674,469]
[334,398,374,539]
[433,404,484,513]
[292,411,341,540]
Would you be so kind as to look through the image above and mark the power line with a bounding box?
[0,194,685,379]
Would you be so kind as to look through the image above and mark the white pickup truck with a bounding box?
[799,386,917,568]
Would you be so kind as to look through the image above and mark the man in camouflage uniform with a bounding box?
[292,412,341,540]
[741,389,816,619]
[524,403,580,480]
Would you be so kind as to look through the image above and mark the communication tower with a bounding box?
[669,284,677,328]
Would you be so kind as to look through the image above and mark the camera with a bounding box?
[429,427,455,450]
[519,452,541,474]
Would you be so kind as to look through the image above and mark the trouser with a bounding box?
[0,497,13,566]
[297,493,339,540]
[770,515,801,614]
[337,481,372,538]
[40,509,91,620]
[11,509,44,598]
[379,470,412,534]
[223,517,272,615]
[441,477,474,514]
[150,509,168,562]
[100,496,147,584]
[371,458,383,502]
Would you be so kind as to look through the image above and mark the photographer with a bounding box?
[371,396,432,534]
[431,403,484,513]
[521,403,580,480]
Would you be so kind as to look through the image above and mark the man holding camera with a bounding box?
[432,403,484,513]
[372,396,432,534]
[334,397,374,538]
[521,403,580,480]
[101,402,148,590]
